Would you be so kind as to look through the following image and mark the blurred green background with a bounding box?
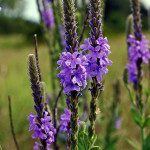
[0,0,150,150]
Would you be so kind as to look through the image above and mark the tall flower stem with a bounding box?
[88,77,99,139]
[148,8,150,89]
[130,1,146,149]
[28,54,47,149]
[88,0,102,140]
[131,0,143,109]
[70,91,79,150]
[63,0,79,149]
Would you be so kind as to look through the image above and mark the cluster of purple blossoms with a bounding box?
[57,51,87,94]
[27,111,56,150]
[126,35,150,83]
[41,7,54,29]
[59,108,80,135]
[59,108,71,134]
[80,37,112,81]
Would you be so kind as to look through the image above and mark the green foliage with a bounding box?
[78,130,90,150]
[78,124,101,150]
[144,134,150,150]
[130,107,143,127]
[0,0,25,13]
[126,139,139,150]
[90,146,101,150]
[0,15,42,42]
[143,116,150,128]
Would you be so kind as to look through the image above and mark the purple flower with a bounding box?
[42,8,54,29]
[0,7,2,12]
[60,109,71,134]
[126,63,138,84]
[33,142,41,150]
[126,35,150,83]
[115,118,122,129]
[57,52,87,94]
[45,0,52,2]
[60,108,80,135]
[80,37,112,81]
[27,111,56,149]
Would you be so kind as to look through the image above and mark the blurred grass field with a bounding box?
[0,32,149,150]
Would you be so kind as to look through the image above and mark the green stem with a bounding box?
[141,127,144,150]
[70,91,79,150]
[88,77,99,140]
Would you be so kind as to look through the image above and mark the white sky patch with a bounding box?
[140,0,150,9]
[23,0,40,22]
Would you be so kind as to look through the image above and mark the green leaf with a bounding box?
[144,134,150,150]
[90,135,97,146]
[78,131,90,150]
[130,107,143,127]
[126,139,140,150]
[90,146,101,150]
[143,116,150,128]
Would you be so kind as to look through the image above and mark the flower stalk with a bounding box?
[62,0,79,149]
[88,0,102,140]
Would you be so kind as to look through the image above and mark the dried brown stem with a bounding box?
[8,96,20,150]
[34,34,42,82]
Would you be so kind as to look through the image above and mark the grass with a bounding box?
[0,33,149,150]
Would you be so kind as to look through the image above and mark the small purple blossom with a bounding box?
[42,8,54,29]
[0,7,2,11]
[80,37,112,81]
[27,111,56,149]
[59,108,80,135]
[57,51,87,94]
[115,118,122,129]
[45,0,52,2]
[126,35,150,83]
[33,142,41,150]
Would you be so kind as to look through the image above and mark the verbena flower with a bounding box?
[80,37,112,81]
[42,8,54,29]
[126,35,150,83]
[27,111,56,150]
[57,51,87,94]
[60,108,80,135]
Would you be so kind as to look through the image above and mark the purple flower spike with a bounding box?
[27,111,56,149]
[80,37,112,81]
[126,35,150,84]
[42,8,54,29]
[57,51,87,94]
